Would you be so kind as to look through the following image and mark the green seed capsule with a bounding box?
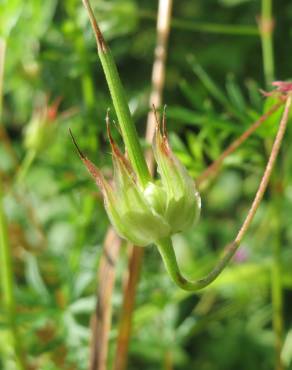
[72,109,201,246]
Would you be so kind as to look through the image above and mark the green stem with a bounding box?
[81,72,95,111]
[271,208,284,370]
[16,149,37,185]
[139,10,259,36]
[0,35,25,370]
[0,37,6,120]
[269,164,285,370]
[156,95,291,291]
[260,0,275,86]
[0,182,25,370]
[156,237,238,291]
[82,0,151,188]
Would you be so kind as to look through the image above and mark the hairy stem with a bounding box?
[82,0,150,188]
[157,94,291,291]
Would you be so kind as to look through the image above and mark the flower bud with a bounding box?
[24,97,62,153]
[70,126,170,247]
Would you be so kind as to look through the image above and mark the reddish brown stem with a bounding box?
[197,99,285,186]
[89,229,121,370]
[113,246,144,370]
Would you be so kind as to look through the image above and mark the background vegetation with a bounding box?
[1,0,292,369]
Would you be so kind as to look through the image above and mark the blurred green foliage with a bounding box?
[1,0,292,369]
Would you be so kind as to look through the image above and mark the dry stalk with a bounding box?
[89,228,121,370]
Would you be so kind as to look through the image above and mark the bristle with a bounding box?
[105,113,134,176]
[162,105,167,138]
[152,104,160,130]
[69,128,85,159]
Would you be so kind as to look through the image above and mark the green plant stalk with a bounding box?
[0,37,25,370]
[82,0,151,188]
[114,0,173,368]
[271,206,284,370]
[156,237,238,291]
[0,37,6,120]
[16,149,37,185]
[260,0,275,86]
[269,160,285,370]
[0,172,25,370]
[139,10,259,36]
[82,72,95,111]
[156,95,291,291]
[0,182,14,319]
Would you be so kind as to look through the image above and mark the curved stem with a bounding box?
[156,237,239,291]
[156,94,291,291]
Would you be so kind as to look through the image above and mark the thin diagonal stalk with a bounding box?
[259,0,275,86]
[197,98,285,186]
[157,94,291,291]
[113,1,173,370]
[15,149,37,185]
[138,10,259,36]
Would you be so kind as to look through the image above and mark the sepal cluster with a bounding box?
[72,110,201,246]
